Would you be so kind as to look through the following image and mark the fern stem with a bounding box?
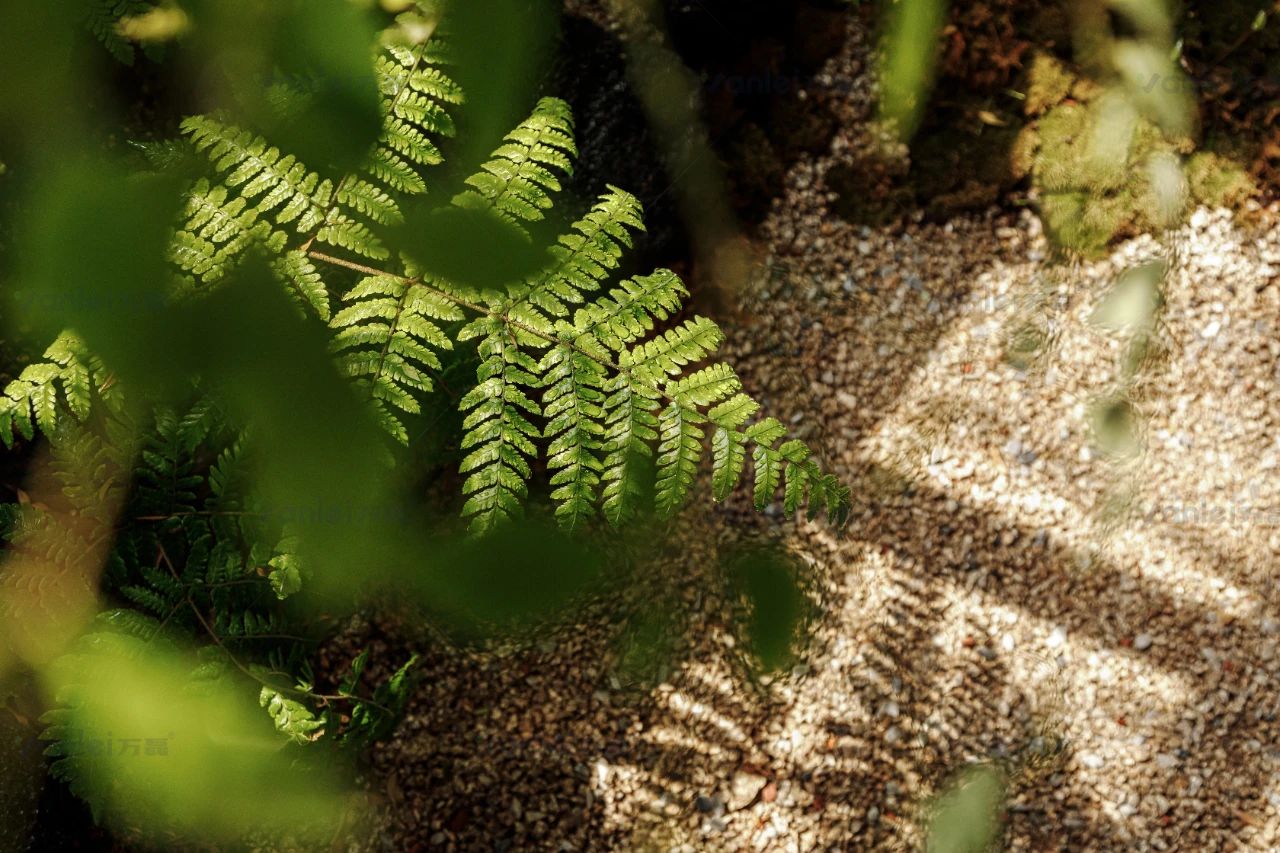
[156,544,396,718]
[133,510,260,521]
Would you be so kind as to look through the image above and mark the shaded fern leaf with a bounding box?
[83,0,156,65]
[308,39,461,260]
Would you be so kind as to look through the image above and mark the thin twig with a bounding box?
[156,543,396,718]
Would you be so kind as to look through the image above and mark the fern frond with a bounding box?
[509,187,645,316]
[83,0,155,65]
[169,178,282,286]
[452,97,576,225]
[541,345,606,529]
[0,334,104,446]
[271,249,330,320]
[259,685,324,744]
[600,373,661,526]
[457,317,544,534]
[134,405,207,519]
[654,402,703,518]
[374,43,459,173]
[573,269,687,353]
[182,116,333,231]
[623,316,725,383]
[709,394,757,501]
[49,423,134,526]
[299,40,462,258]
[648,365,742,515]
[330,274,463,443]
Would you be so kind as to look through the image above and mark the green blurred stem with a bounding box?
[156,543,395,717]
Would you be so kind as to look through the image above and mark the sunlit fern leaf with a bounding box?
[259,685,324,744]
[330,273,462,443]
[624,316,725,384]
[170,179,279,285]
[752,443,783,509]
[668,363,741,410]
[457,317,544,535]
[572,268,686,354]
[747,418,787,508]
[315,216,389,260]
[509,187,645,315]
[182,116,333,231]
[779,440,812,514]
[271,249,330,321]
[655,402,704,517]
[541,345,607,529]
[649,365,743,515]
[336,178,403,226]
[0,334,102,447]
[600,374,660,527]
[452,97,576,226]
[709,394,758,502]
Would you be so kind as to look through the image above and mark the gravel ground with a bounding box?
[355,19,1280,853]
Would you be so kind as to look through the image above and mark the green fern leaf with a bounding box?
[752,443,783,510]
[458,318,543,534]
[260,685,325,744]
[510,188,645,316]
[624,316,724,382]
[182,116,332,231]
[707,394,758,501]
[541,345,606,529]
[0,334,102,446]
[654,402,703,517]
[600,374,660,526]
[667,363,741,409]
[573,269,686,352]
[271,249,330,320]
[83,0,155,65]
[452,97,576,225]
[331,274,461,443]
